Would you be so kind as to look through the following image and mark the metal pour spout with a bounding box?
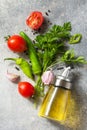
[55,66,72,89]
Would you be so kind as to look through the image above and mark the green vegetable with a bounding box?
[34,76,44,97]
[33,75,44,106]
[69,34,82,44]
[34,22,83,71]
[4,57,33,79]
[34,22,72,71]
[60,49,87,65]
[19,31,42,75]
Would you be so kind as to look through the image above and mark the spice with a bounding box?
[6,70,20,82]
[15,66,20,71]
[45,12,49,16]
[41,70,55,85]
[48,10,51,13]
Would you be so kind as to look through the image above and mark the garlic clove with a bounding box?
[6,71,20,82]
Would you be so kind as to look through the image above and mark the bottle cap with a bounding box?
[55,66,72,89]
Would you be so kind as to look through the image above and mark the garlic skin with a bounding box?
[41,71,55,85]
[6,71,20,82]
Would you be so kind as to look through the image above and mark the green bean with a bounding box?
[4,57,33,79]
[19,31,42,75]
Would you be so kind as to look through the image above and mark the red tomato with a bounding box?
[26,11,44,30]
[18,82,35,98]
[7,35,27,52]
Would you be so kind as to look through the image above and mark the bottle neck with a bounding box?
[54,76,72,90]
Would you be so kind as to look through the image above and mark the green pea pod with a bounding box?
[4,57,33,79]
[19,31,42,75]
[69,34,82,44]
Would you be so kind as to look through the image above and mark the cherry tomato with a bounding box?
[26,11,44,30]
[18,82,35,98]
[7,35,27,52]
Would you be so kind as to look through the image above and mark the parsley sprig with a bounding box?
[60,49,87,65]
[34,22,83,72]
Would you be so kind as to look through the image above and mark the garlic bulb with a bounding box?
[6,71,20,82]
[41,70,55,85]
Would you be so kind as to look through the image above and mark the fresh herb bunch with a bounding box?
[34,22,82,71]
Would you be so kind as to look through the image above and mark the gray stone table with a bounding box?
[0,0,87,130]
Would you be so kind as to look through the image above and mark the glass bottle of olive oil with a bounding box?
[38,67,72,124]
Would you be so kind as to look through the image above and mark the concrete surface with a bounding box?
[0,0,87,130]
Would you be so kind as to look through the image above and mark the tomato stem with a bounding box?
[4,35,11,41]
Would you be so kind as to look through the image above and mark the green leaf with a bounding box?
[60,49,87,65]
[63,22,72,31]
[75,56,87,64]
[50,25,63,34]
[64,49,75,59]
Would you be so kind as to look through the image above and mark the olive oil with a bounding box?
[38,67,72,124]
[38,86,71,122]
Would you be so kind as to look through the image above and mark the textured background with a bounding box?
[0,0,87,130]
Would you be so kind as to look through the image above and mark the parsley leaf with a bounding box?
[60,49,87,65]
[63,22,72,31]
